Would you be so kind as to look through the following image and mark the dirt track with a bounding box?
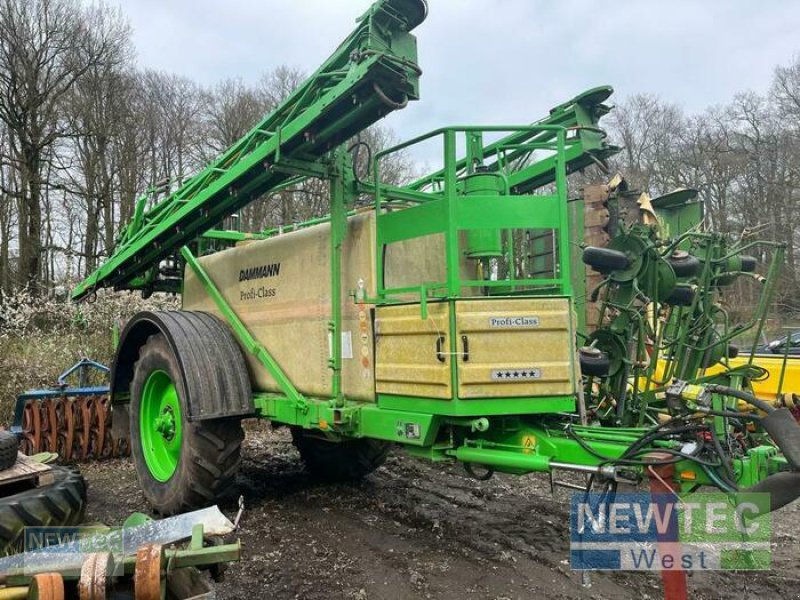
[81,425,800,599]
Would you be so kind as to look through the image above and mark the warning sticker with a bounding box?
[341,331,353,359]
[522,435,537,453]
[328,331,354,360]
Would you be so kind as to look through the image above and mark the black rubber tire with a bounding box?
[582,246,630,273]
[291,428,390,482]
[0,466,86,555]
[740,255,757,273]
[667,252,701,278]
[579,348,611,377]
[130,333,245,515]
[665,284,696,306]
[0,431,19,471]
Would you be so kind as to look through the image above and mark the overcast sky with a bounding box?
[119,0,799,146]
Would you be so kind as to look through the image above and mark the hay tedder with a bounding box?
[37,0,798,525]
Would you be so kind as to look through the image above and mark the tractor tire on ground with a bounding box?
[0,466,86,555]
[0,431,19,471]
[291,428,390,482]
[130,333,245,515]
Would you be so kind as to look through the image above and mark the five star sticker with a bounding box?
[491,369,541,380]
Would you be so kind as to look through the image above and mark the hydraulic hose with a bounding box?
[705,384,800,470]
[741,471,800,513]
[704,384,775,414]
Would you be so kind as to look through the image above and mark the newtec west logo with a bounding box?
[570,492,771,571]
[239,262,281,282]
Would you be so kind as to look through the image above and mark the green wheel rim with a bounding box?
[140,369,183,482]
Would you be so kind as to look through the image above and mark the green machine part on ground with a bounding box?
[74,0,800,516]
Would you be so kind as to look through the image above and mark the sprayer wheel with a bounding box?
[291,428,390,482]
[130,333,244,515]
[0,430,19,471]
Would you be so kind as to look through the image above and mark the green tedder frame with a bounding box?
[74,0,800,514]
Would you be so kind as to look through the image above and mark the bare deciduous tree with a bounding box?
[0,0,128,291]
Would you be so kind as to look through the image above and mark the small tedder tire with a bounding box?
[0,431,19,471]
[130,333,245,515]
[0,466,86,555]
[291,428,390,481]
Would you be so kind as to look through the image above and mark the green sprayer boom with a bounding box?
[72,0,426,301]
[408,86,618,194]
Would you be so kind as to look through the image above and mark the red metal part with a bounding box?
[41,398,59,453]
[134,543,165,600]
[18,394,130,462]
[55,397,75,461]
[96,396,112,458]
[646,454,688,600]
[29,572,65,600]
[21,399,42,454]
[79,396,94,459]
[78,552,115,600]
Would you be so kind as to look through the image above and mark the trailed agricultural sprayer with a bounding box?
[62,0,800,518]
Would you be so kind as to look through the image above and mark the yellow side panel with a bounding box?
[375,303,452,399]
[455,298,575,399]
[706,355,800,401]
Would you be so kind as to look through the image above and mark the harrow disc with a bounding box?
[28,572,65,600]
[79,552,115,600]
[15,394,129,462]
[134,543,165,600]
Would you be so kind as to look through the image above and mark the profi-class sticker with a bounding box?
[488,316,540,328]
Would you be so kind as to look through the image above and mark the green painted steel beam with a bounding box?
[406,86,619,194]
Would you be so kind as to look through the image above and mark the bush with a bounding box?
[0,288,178,425]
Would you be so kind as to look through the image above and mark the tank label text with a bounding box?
[239,262,281,281]
[489,316,540,328]
[240,286,277,301]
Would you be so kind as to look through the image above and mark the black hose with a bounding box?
[708,428,737,486]
[372,81,408,109]
[700,409,762,422]
[566,425,712,467]
[620,424,705,461]
[704,384,775,414]
[348,140,373,186]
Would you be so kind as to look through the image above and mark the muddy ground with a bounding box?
[81,425,800,600]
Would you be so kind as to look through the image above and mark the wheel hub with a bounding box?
[139,370,182,482]
[154,406,176,441]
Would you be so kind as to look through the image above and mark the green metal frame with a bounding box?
[374,126,573,301]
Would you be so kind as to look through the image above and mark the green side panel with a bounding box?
[377,394,576,417]
[656,201,704,250]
